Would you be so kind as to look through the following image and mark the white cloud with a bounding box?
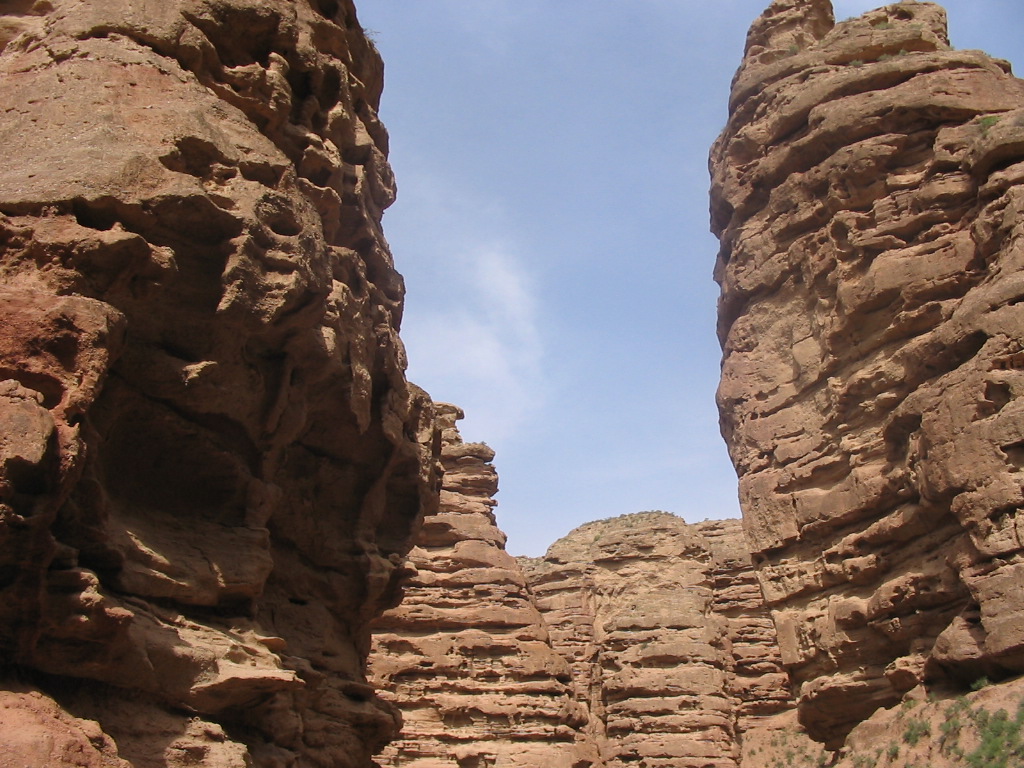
[383,169,546,446]
[402,245,545,445]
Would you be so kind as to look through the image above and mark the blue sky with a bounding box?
[355,0,1023,555]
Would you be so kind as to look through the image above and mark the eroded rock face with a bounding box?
[521,514,797,768]
[0,1,439,765]
[712,0,1024,747]
[369,404,597,768]
[0,688,130,768]
[833,677,1024,768]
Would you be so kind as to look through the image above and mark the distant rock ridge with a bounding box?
[521,513,803,768]
[370,485,813,768]
[712,0,1024,747]
[0,1,439,765]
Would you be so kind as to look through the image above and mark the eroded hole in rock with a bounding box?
[1,0,41,14]
[159,136,234,180]
[319,66,341,112]
[884,412,922,462]
[993,351,1024,370]
[999,440,1024,469]
[101,402,248,524]
[238,160,284,187]
[72,197,118,231]
[256,198,302,237]
[4,455,51,498]
[0,368,63,409]
[146,195,244,243]
[375,472,422,555]
[184,6,282,68]
[988,506,1018,526]
[287,68,313,116]
[980,380,1012,417]
[442,711,475,729]
[920,330,988,381]
[300,164,332,188]
[156,340,201,364]
[312,0,339,20]
[186,595,256,618]
[341,142,371,166]
[981,155,1024,178]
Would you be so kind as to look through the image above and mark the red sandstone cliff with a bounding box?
[0,1,439,765]
[8,0,1024,764]
[369,405,597,768]
[712,0,1024,748]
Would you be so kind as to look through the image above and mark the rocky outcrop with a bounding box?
[742,676,1024,768]
[521,513,798,768]
[0,1,439,766]
[369,405,597,768]
[832,676,1024,768]
[712,0,1024,747]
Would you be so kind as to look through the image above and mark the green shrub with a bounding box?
[903,718,930,746]
[963,701,1024,768]
[977,119,1001,136]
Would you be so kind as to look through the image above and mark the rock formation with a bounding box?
[369,405,597,768]
[0,1,440,766]
[521,513,800,768]
[712,0,1024,747]
[832,676,1024,768]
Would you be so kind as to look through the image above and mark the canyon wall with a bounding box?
[0,1,440,766]
[522,513,801,768]
[369,405,597,768]
[712,0,1024,747]
[369,480,808,768]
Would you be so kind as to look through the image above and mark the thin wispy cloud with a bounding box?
[402,245,546,445]
[383,171,547,446]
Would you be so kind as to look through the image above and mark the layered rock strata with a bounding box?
[369,405,596,768]
[0,1,439,766]
[712,0,1024,746]
[521,513,797,768]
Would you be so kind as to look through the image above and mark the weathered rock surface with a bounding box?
[0,688,129,768]
[744,677,1024,768]
[521,513,798,768]
[712,0,1024,747]
[0,1,439,765]
[832,676,1024,768]
[369,404,597,768]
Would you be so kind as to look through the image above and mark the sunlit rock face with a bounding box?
[369,404,599,768]
[0,1,440,765]
[522,514,797,768]
[711,0,1024,747]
